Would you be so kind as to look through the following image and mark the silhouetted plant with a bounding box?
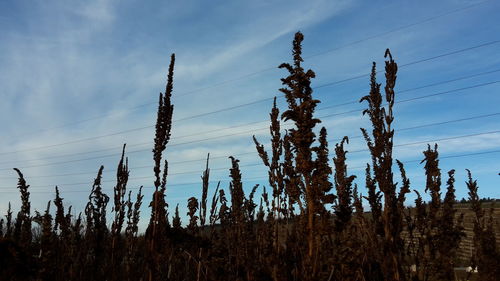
[359,49,409,281]
[13,168,32,250]
[466,170,500,281]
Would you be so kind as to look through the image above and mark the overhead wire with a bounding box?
[318,80,500,119]
[1,148,499,193]
[7,66,499,161]
[0,77,498,170]
[317,68,500,111]
[349,130,500,153]
[0,111,498,177]
[0,128,498,189]
[1,65,499,158]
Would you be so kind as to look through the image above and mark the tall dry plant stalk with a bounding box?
[466,170,500,281]
[360,49,410,281]
[146,53,176,281]
[406,145,465,281]
[13,168,32,250]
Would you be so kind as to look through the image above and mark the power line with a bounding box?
[313,39,500,90]
[0,126,271,170]
[2,111,498,177]
[394,130,500,148]
[0,76,497,171]
[4,162,264,190]
[329,112,500,143]
[0,77,497,169]
[0,174,268,192]
[394,80,500,104]
[12,103,155,140]
[319,80,500,119]
[12,66,500,160]
[317,68,500,111]
[0,151,259,179]
[102,77,500,155]
[304,0,491,60]
[4,125,156,155]
[349,130,500,154]
[164,0,492,98]
[347,149,500,171]
[127,68,500,140]
[0,126,277,168]
[1,121,498,182]
[1,148,499,193]
[2,63,499,158]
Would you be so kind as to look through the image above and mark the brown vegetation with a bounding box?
[1,32,499,281]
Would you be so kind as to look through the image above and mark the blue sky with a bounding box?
[0,0,499,228]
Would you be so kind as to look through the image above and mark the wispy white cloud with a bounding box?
[75,0,115,24]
